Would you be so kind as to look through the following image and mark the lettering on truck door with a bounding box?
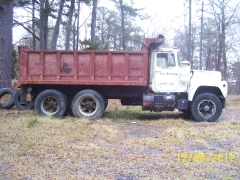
[154,52,179,92]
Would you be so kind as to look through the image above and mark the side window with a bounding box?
[156,53,176,67]
[169,53,176,67]
[156,53,167,67]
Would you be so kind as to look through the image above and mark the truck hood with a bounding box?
[191,70,222,80]
[190,70,228,97]
[188,69,228,99]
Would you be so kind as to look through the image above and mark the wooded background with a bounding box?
[0,0,240,94]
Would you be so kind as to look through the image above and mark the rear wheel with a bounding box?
[191,93,222,122]
[34,89,67,118]
[72,90,105,120]
[60,91,69,115]
[0,88,15,109]
[104,99,108,110]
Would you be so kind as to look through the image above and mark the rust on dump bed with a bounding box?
[13,38,164,90]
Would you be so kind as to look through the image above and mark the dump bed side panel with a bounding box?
[15,47,148,88]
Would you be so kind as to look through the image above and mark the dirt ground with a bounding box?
[0,95,240,179]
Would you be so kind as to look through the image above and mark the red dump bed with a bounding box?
[14,46,148,88]
[14,38,164,89]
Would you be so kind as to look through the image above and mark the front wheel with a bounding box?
[191,93,222,122]
[71,90,105,120]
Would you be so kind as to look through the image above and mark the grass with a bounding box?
[0,95,240,179]
[226,95,240,109]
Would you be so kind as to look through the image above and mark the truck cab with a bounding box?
[142,39,228,122]
[150,47,190,93]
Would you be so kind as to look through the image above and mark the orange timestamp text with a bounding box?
[177,153,236,163]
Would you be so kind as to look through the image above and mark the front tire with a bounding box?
[71,90,105,120]
[34,89,67,118]
[191,93,222,122]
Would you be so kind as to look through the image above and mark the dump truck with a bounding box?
[9,36,227,121]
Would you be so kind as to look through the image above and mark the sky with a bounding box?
[12,0,205,46]
[98,0,188,40]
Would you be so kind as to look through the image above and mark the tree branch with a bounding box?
[13,19,32,26]
[225,2,240,27]
[12,38,30,47]
[13,19,40,41]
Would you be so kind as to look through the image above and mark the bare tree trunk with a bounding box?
[188,0,192,68]
[91,0,97,43]
[72,17,76,50]
[40,0,45,50]
[43,0,49,49]
[105,18,111,50]
[32,0,36,49]
[216,32,222,72]
[119,0,126,50]
[0,0,13,88]
[206,48,211,70]
[209,0,240,81]
[65,0,75,50]
[222,17,227,80]
[51,0,65,49]
[76,0,80,50]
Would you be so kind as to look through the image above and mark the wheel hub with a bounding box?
[85,102,92,109]
[79,97,97,115]
[198,99,216,118]
[41,96,59,115]
[204,105,210,111]
[47,101,55,109]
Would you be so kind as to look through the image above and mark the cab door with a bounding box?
[153,52,179,92]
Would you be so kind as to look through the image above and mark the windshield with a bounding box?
[156,53,176,67]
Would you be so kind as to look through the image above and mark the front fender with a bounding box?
[187,73,228,101]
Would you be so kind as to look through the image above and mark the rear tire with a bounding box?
[34,89,67,118]
[72,90,105,120]
[14,89,34,110]
[60,91,69,115]
[191,93,222,122]
[0,88,15,109]
[104,99,108,110]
